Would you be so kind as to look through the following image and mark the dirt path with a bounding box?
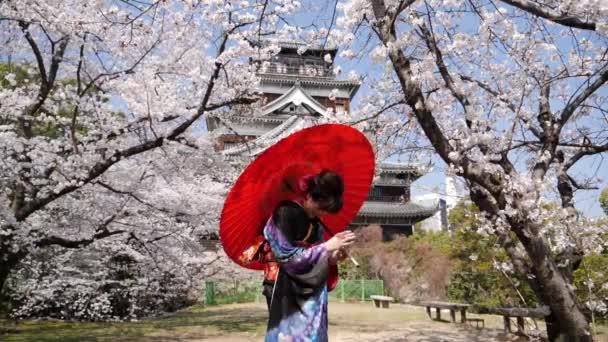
[4,302,606,341]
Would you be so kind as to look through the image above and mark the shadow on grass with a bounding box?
[0,304,268,342]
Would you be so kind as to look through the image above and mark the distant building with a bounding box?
[414,173,465,232]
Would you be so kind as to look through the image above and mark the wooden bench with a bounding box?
[419,301,471,323]
[370,295,394,308]
[479,306,550,335]
[465,317,485,329]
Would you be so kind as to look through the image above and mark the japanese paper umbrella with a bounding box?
[220,123,375,270]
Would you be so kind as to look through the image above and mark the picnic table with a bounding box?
[369,295,395,308]
[419,301,471,323]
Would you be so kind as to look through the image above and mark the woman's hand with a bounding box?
[329,248,349,264]
[325,231,356,252]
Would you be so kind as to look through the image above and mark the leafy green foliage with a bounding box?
[0,63,38,89]
[344,202,542,306]
[600,188,608,216]
[0,63,112,139]
[446,202,538,307]
[574,253,608,321]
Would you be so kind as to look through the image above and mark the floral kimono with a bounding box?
[263,201,333,342]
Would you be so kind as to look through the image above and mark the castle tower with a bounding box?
[206,41,439,241]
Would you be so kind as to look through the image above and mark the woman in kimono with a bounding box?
[263,170,356,342]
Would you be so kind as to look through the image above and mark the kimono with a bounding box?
[263,201,331,342]
[238,234,279,310]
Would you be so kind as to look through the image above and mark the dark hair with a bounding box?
[272,201,311,242]
[306,170,344,213]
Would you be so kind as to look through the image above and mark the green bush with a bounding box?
[445,202,538,307]
[600,188,608,216]
[574,253,608,321]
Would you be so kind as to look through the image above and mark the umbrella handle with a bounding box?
[318,219,359,267]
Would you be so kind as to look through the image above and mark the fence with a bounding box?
[203,279,384,305]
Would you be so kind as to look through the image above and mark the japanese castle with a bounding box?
[206,41,442,240]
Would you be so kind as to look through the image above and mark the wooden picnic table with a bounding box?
[370,295,395,308]
[419,301,471,323]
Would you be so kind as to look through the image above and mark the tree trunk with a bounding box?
[516,230,592,341]
[545,313,562,342]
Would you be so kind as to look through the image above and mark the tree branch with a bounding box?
[371,0,452,162]
[559,66,608,126]
[537,81,552,134]
[18,23,69,137]
[418,7,470,115]
[348,100,406,125]
[371,0,508,198]
[563,141,608,170]
[34,215,125,248]
[19,22,48,88]
[167,21,254,140]
[497,0,597,31]
[459,74,542,139]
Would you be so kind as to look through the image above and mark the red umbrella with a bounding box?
[220,124,375,270]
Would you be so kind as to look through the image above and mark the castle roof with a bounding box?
[358,200,439,219]
[259,83,330,117]
[260,75,360,95]
[255,40,339,56]
[221,115,307,157]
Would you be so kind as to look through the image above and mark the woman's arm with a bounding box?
[263,208,329,276]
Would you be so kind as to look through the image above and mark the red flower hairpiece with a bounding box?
[298,174,314,193]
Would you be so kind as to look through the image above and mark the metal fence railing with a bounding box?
[203,279,384,305]
[329,279,385,302]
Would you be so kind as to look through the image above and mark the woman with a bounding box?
[263,170,356,342]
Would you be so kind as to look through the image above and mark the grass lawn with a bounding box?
[1,301,607,341]
[0,303,267,342]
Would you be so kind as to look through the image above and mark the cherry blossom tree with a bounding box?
[0,0,297,317]
[325,0,607,339]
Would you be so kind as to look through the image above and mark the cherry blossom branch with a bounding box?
[347,100,406,125]
[34,215,125,248]
[372,0,508,197]
[496,0,597,31]
[371,0,452,162]
[13,23,255,222]
[459,74,542,139]
[18,21,48,88]
[559,66,608,127]
[563,141,608,170]
[167,20,254,140]
[417,7,470,115]
[18,22,69,134]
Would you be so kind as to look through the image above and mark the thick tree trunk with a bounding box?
[514,229,592,341]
